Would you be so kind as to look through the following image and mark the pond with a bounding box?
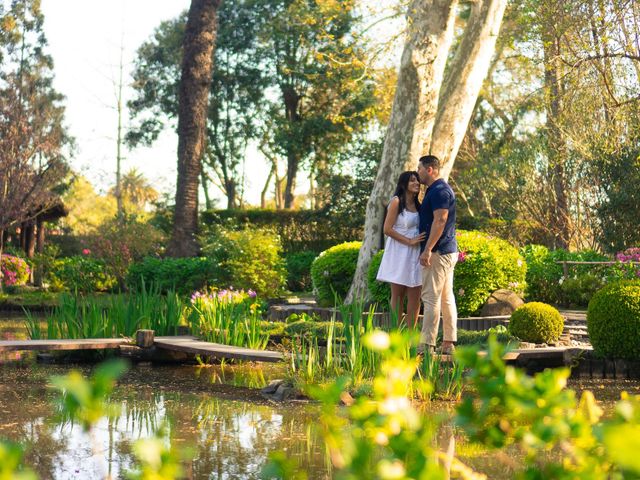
[1,315,639,479]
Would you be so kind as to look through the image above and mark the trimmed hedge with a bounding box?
[127,257,219,295]
[201,208,362,254]
[587,280,640,360]
[508,302,564,344]
[455,230,527,316]
[311,241,361,307]
[367,250,389,306]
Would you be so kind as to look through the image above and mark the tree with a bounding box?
[0,0,70,285]
[347,0,508,300]
[255,0,379,209]
[128,3,265,210]
[166,0,221,258]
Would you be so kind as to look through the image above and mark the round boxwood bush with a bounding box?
[455,230,527,316]
[367,250,390,307]
[311,241,361,307]
[587,280,640,360]
[508,302,564,344]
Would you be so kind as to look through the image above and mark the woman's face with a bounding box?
[407,175,421,194]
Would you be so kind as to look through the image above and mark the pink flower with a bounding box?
[82,248,91,255]
[458,251,467,263]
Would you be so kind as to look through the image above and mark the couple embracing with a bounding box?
[376,155,458,355]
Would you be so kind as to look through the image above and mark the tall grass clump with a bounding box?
[187,288,269,350]
[29,283,186,339]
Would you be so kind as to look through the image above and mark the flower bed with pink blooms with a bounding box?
[0,254,30,287]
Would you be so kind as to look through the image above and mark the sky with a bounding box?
[41,0,272,206]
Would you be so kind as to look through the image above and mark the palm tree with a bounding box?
[166,0,222,257]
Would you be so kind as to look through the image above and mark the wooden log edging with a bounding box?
[153,336,284,363]
[0,338,129,352]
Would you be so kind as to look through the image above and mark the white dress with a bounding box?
[376,203,422,287]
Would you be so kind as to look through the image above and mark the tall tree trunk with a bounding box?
[34,218,45,287]
[282,87,301,209]
[431,0,509,180]
[25,222,36,259]
[347,0,459,300]
[542,21,571,249]
[167,0,221,257]
[261,161,275,209]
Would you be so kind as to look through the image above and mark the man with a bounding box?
[417,154,458,355]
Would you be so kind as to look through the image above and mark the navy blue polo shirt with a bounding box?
[419,178,457,254]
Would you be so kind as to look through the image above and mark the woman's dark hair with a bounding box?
[392,171,420,214]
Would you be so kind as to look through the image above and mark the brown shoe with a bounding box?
[440,344,456,355]
[417,343,435,355]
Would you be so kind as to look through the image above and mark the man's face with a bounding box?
[417,163,432,185]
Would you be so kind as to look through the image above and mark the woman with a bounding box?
[376,171,425,328]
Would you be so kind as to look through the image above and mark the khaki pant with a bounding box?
[420,251,458,346]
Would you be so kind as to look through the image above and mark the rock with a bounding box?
[480,289,524,317]
[261,379,284,395]
[261,380,297,401]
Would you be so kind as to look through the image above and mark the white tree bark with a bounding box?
[347,0,459,301]
[347,0,508,302]
[431,0,509,180]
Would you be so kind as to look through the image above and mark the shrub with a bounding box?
[366,250,389,307]
[455,230,527,316]
[559,273,606,307]
[0,254,30,287]
[49,256,117,293]
[90,216,165,288]
[127,257,219,295]
[587,280,640,360]
[285,251,318,292]
[200,226,287,299]
[311,241,361,307]
[508,302,564,344]
[201,208,363,254]
[521,245,609,305]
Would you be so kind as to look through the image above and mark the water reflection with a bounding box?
[0,363,329,479]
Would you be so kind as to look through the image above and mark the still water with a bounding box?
[1,315,639,479]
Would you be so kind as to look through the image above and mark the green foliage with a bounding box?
[187,289,269,350]
[587,280,640,360]
[201,226,286,298]
[0,440,36,480]
[455,230,527,316]
[201,209,363,255]
[366,250,389,307]
[0,254,30,287]
[32,286,186,339]
[596,145,640,253]
[456,325,518,348]
[508,302,564,344]
[51,359,128,431]
[559,272,607,307]
[90,216,165,288]
[310,241,361,307]
[521,245,608,305]
[284,251,317,292]
[127,257,218,295]
[456,335,640,477]
[284,319,344,340]
[49,255,117,293]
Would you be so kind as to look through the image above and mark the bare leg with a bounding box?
[390,283,407,326]
[406,286,422,329]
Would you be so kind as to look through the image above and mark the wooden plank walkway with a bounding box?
[0,338,128,352]
[154,336,284,363]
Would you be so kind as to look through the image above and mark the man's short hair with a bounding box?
[419,154,441,170]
